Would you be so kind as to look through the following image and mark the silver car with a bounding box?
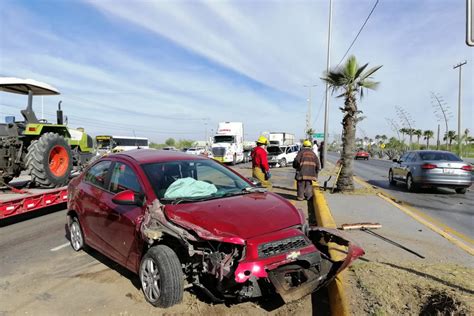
[388,150,472,194]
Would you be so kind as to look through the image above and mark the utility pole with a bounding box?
[436,124,440,150]
[453,61,467,156]
[304,84,317,139]
[323,0,333,169]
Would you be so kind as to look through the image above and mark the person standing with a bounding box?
[293,140,320,200]
[318,141,325,169]
[251,136,271,188]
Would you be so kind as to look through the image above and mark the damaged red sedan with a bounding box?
[67,149,363,308]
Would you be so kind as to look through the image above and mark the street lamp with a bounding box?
[303,84,317,138]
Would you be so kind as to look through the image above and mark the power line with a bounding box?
[336,0,380,67]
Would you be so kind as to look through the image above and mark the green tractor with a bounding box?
[0,77,95,187]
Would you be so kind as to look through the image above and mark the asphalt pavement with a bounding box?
[326,152,474,240]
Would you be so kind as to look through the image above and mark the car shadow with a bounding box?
[366,180,460,196]
[63,225,141,290]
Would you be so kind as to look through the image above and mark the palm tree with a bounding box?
[423,130,434,148]
[381,134,387,143]
[306,128,315,140]
[322,55,382,191]
[444,130,456,150]
[399,128,408,144]
[406,128,415,149]
[414,129,422,148]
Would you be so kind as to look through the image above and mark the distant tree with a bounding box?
[381,134,387,142]
[177,139,195,149]
[306,128,315,140]
[321,55,382,191]
[165,138,176,147]
[443,130,456,150]
[423,130,434,148]
[414,129,422,148]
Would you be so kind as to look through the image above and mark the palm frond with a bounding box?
[355,63,369,79]
[360,65,383,80]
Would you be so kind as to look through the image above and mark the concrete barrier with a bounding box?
[313,185,349,316]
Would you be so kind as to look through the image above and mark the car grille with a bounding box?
[212,147,225,156]
[258,236,310,258]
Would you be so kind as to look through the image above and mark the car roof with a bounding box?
[110,149,207,164]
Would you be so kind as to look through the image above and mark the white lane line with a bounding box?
[50,242,70,252]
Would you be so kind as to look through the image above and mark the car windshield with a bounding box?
[142,159,252,203]
[419,152,462,162]
[214,135,235,143]
[267,146,283,154]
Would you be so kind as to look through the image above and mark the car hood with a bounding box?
[164,192,303,240]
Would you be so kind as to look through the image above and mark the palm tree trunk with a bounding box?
[336,96,356,192]
[426,137,430,148]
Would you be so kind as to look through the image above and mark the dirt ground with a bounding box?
[346,261,474,315]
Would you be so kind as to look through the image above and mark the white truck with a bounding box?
[268,132,295,146]
[211,122,244,164]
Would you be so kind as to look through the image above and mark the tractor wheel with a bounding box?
[26,133,73,188]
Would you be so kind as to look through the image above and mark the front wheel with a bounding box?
[455,188,467,194]
[279,158,287,168]
[139,245,183,308]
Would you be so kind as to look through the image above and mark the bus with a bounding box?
[95,135,149,154]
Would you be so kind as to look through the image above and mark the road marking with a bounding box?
[50,242,70,252]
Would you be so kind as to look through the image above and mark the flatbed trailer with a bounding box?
[0,176,68,220]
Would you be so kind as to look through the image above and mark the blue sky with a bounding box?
[0,0,472,143]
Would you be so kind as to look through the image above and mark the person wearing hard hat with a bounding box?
[251,135,271,188]
[293,139,321,201]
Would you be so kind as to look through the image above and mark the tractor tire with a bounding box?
[26,133,73,188]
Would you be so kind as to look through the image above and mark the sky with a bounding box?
[0,0,472,143]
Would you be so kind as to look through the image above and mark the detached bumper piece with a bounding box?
[269,228,364,303]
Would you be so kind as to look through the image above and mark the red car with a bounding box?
[355,150,370,160]
[67,149,363,308]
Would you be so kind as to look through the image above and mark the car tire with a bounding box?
[455,188,467,194]
[406,174,417,192]
[139,245,183,308]
[69,217,85,251]
[388,169,396,185]
[279,158,287,168]
[366,157,369,160]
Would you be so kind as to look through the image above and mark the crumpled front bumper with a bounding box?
[233,227,364,302]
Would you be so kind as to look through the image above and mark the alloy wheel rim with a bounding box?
[141,258,161,302]
[70,222,82,250]
[407,176,412,190]
[389,171,393,181]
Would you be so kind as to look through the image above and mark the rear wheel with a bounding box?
[455,188,467,194]
[139,245,183,308]
[388,169,396,185]
[406,174,417,192]
[25,133,73,188]
[69,217,84,251]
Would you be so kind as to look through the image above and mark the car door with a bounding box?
[393,152,408,180]
[100,161,146,271]
[78,160,113,249]
[287,146,298,163]
[399,152,415,181]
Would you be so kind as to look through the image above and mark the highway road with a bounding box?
[326,152,474,241]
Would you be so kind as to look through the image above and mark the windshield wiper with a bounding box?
[161,195,219,205]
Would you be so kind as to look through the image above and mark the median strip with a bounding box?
[312,184,350,316]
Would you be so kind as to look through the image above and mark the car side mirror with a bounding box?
[247,177,263,187]
[112,190,144,206]
[392,159,398,163]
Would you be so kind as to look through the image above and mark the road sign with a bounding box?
[313,133,324,139]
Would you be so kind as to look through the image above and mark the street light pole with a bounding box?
[323,0,333,169]
[304,84,317,139]
[453,60,467,156]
